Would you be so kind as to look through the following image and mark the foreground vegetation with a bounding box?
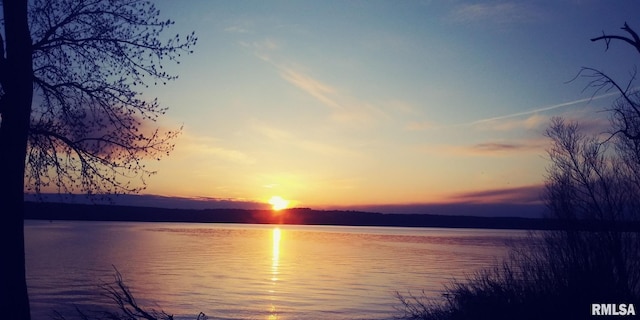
[395,230,639,320]
[53,268,208,320]
[396,22,640,320]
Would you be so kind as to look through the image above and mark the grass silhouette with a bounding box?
[52,266,207,320]
[394,228,639,320]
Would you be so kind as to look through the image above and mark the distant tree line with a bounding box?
[26,201,637,231]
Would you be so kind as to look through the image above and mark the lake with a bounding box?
[25,220,528,320]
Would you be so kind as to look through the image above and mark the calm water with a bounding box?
[25,220,528,320]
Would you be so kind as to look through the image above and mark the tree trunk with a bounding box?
[0,0,33,319]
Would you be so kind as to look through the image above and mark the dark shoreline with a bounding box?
[24,201,640,231]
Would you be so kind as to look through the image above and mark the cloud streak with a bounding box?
[425,137,546,157]
[179,134,255,165]
[238,36,387,127]
[448,184,545,205]
[448,2,543,25]
[279,67,387,126]
[470,142,540,153]
[280,68,342,110]
[468,92,619,127]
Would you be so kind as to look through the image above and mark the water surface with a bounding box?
[25,220,527,319]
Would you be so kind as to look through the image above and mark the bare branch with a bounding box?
[591,22,640,55]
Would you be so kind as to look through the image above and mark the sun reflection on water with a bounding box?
[272,227,281,281]
[269,227,281,319]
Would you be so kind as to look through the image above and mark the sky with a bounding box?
[85,0,640,216]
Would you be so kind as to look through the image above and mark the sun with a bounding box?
[268,196,290,211]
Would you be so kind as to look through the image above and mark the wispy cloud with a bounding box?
[448,2,543,25]
[279,67,387,126]
[463,92,619,131]
[478,113,549,132]
[470,141,540,153]
[422,137,546,157]
[476,93,617,124]
[236,33,387,127]
[178,134,255,165]
[448,184,545,204]
[224,25,251,34]
[239,38,281,62]
[280,68,342,110]
[464,138,546,155]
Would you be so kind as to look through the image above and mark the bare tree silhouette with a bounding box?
[544,117,640,300]
[0,0,196,318]
[395,22,640,320]
[543,23,640,301]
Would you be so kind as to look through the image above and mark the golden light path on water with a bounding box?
[269,227,281,320]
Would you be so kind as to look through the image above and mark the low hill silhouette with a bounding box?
[24,202,640,231]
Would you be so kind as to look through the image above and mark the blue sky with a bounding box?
[118,0,640,215]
